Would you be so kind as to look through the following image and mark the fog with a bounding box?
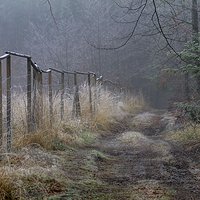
[0,0,197,108]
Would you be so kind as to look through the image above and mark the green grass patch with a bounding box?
[76,131,98,146]
[168,126,200,144]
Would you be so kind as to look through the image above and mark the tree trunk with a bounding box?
[181,1,190,101]
[192,0,199,41]
[184,73,190,101]
[192,0,200,96]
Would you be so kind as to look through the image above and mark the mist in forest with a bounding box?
[0,0,198,108]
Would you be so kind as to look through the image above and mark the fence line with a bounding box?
[0,51,106,152]
[0,51,130,153]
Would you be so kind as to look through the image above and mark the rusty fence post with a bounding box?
[48,71,53,127]
[61,72,64,121]
[27,57,32,133]
[6,55,12,152]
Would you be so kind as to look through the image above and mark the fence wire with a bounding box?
[0,51,105,152]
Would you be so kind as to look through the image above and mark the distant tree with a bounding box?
[192,0,200,95]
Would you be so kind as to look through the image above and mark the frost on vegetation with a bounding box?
[119,131,150,146]
[6,85,145,142]
[0,143,63,177]
[0,86,146,199]
[118,131,172,159]
[0,143,69,199]
[133,112,157,126]
[161,113,177,131]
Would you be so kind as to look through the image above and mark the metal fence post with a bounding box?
[7,55,12,152]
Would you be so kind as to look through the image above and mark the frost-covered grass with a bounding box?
[168,125,200,144]
[6,85,145,149]
[0,85,145,199]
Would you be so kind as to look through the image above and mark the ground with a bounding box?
[47,111,200,200]
[2,111,200,199]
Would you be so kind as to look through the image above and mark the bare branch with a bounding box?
[152,0,183,59]
[87,0,148,50]
[45,0,59,30]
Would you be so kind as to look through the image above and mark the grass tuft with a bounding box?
[0,171,16,199]
[13,129,74,151]
[168,126,200,144]
[123,93,146,113]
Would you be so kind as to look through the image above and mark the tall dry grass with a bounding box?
[1,84,146,151]
[0,84,146,199]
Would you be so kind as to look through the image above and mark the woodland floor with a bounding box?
[47,111,200,200]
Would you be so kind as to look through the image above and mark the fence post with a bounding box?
[73,72,81,117]
[88,73,93,116]
[48,71,53,127]
[38,72,43,127]
[32,68,37,131]
[0,61,2,147]
[6,55,12,152]
[61,72,64,121]
[27,57,32,133]
[97,76,103,109]
[93,73,97,115]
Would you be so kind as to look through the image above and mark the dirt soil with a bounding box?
[49,112,200,200]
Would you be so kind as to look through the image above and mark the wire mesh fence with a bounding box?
[0,51,104,153]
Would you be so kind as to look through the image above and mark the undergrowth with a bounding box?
[9,85,145,149]
[168,125,200,144]
[0,85,145,199]
[0,171,17,199]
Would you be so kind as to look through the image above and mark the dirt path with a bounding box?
[93,130,200,199]
[51,112,200,200]
[91,111,200,199]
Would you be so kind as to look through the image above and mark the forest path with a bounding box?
[50,111,200,200]
[94,128,200,199]
[90,111,200,199]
